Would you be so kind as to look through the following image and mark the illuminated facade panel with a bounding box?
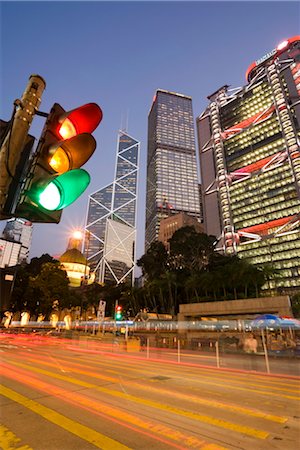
[101,219,135,284]
[145,89,201,249]
[0,239,21,268]
[2,218,32,263]
[197,36,300,293]
[84,131,140,285]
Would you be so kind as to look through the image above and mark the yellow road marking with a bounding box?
[0,385,131,450]
[6,360,269,440]
[3,366,227,450]
[0,424,32,450]
[24,355,287,424]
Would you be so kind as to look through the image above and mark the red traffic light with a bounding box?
[57,103,103,139]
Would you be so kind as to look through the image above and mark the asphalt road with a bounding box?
[1,333,300,450]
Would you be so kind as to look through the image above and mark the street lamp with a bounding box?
[80,229,92,320]
[73,230,83,240]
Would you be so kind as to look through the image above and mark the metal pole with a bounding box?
[146,337,150,359]
[261,329,270,374]
[177,339,181,363]
[0,75,46,212]
[215,340,220,368]
[114,299,118,336]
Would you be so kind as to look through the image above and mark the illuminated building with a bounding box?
[2,218,32,263]
[84,131,140,285]
[197,36,300,293]
[158,212,204,250]
[0,239,21,268]
[145,89,201,250]
[59,231,95,288]
[59,248,94,288]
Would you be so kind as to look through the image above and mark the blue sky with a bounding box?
[1,1,299,261]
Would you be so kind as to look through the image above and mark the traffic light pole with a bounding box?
[0,75,46,217]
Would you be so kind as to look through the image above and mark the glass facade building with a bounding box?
[84,131,140,285]
[197,37,300,293]
[2,218,33,263]
[145,89,201,249]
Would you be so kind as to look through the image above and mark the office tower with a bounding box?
[84,131,140,285]
[158,212,204,251]
[197,36,300,293]
[0,239,21,268]
[145,89,201,250]
[2,218,33,263]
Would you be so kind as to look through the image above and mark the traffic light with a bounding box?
[1,75,47,220]
[15,102,103,222]
[115,305,123,321]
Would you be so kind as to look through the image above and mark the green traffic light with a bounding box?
[38,169,90,210]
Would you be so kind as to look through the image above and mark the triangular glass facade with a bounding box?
[84,131,140,285]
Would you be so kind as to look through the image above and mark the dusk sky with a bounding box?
[1,1,299,262]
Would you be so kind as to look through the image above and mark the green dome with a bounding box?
[59,248,87,265]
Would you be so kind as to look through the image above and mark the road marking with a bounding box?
[49,354,67,373]
[6,360,269,440]
[0,424,32,450]
[87,356,299,399]
[59,349,300,389]
[24,355,287,424]
[0,385,131,450]
[164,351,216,360]
[2,367,228,450]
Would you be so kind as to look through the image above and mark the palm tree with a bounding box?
[161,271,179,314]
[186,273,201,302]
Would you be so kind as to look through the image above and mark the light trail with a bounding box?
[3,359,270,440]
[0,385,131,450]
[1,363,226,450]
[16,353,288,424]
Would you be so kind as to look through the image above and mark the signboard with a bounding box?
[97,300,106,320]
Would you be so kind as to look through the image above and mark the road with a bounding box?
[1,333,300,450]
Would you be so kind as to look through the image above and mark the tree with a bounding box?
[137,241,168,280]
[28,253,58,276]
[10,254,59,313]
[28,262,70,315]
[134,230,270,314]
[169,227,215,274]
[291,293,300,318]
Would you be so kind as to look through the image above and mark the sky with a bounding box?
[1,0,299,263]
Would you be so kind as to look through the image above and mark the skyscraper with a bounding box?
[145,89,201,250]
[84,131,140,285]
[197,36,300,293]
[2,218,33,263]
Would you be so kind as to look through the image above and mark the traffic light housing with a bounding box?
[15,102,102,223]
[115,305,123,321]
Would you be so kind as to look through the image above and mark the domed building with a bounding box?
[59,248,95,288]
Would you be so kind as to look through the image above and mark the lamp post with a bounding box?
[79,229,91,321]
[84,230,91,279]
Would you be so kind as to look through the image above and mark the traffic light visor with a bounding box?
[38,168,90,210]
[49,133,97,173]
[58,103,103,139]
